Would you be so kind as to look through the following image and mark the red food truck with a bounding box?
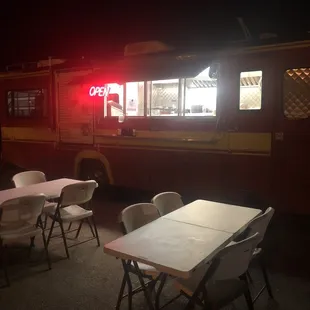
[1,40,310,214]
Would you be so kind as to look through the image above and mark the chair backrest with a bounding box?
[0,194,46,229]
[12,171,46,188]
[211,232,260,281]
[59,180,98,207]
[245,207,275,244]
[151,192,184,216]
[121,203,160,233]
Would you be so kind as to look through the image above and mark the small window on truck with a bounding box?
[239,70,262,110]
[7,89,48,118]
[104,82,145,117]
[283,68,310,120]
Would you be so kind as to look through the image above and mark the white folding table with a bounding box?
[0,178,81,204]
[163,199,262,236]
[105,217,232,279]
[104,199,262,309]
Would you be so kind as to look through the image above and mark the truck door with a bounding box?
[273,52,310,214]
[220,55,273,206]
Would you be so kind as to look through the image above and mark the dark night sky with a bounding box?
[0,1,309,67]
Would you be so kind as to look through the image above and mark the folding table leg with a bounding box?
[116,260,159,310]
[133,261,155,310]
[115,273,127,310]
[91,216,100,247]
[116,260,134,310]
[183,259,220,309]
[127,271,133,310]
[155,273,168,310]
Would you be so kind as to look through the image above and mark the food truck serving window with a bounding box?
[98,66,218,118]
[146,66,218,117]
[98,82,145,117]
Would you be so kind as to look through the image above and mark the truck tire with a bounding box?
[78,159,109,190]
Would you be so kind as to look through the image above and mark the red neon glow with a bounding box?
[89,86,110,97]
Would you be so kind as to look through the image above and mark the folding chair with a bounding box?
[0,194,51,286]
[12,171,59,228]
[173,233,260,310]
[151,192,184,216]
[12,171,47,188]
[46,180,100,258]
[235,207,275,303]
[116,203,162,310]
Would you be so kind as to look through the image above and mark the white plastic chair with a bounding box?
[174,233,260,310]
[12,171,46,188]
[239,207,275,302]
[116,203,161,310]
[245,207,275,246]
[0,194,51,286]
[121,203,161,233]
[120,202,161,275]
[151,192,184,216]
[46,180,99,258]
[12,170,58,229]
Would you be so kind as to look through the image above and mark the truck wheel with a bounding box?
[79,159,109,190]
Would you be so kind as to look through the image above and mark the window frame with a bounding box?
[282,67,310,120]
[6,88,48,119]
[124,81,146,117]
[147,78,180,118]
[238,69,264,112]
[182,77,218,119]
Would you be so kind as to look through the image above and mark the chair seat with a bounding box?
[0,224,42,240]
[46,205,93,222]
[43,202,57,213]
[129,261,159,277]
[175,277,246,308]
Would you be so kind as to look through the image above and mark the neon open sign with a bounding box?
[89,86,110,97]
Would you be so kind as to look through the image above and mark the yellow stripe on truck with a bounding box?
[2,127,57,142]
[94,129,271,155]
[229,132,271,155]
[2,127,271,155]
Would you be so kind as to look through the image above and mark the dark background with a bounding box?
[0,1,309,68]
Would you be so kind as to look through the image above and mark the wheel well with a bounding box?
[78,158,110,184]
[74,150,114,185]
